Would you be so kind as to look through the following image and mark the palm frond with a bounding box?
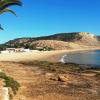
[0,24,3,30]
[0,8,17,16]
[0,0,22,10]
[0,0,22,30]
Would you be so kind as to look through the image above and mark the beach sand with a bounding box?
[0,47,100,62]
[0,47,100,100]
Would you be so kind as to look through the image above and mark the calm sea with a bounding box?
[60,50,100,67]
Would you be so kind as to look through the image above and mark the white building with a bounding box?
[6,48,24,53]
[0,48,31,53]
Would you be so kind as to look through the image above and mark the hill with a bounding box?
[5,32,98,42]
[3,32,100,50]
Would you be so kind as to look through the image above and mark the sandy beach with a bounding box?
[0,48,100,100]
[0,47,100,100]
[0,47,100,62]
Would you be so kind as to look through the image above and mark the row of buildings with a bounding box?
[0,48,30,53]
[0,46,52,54]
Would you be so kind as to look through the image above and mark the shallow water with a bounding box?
[61,50,100,67]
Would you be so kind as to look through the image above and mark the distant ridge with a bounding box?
[4,32,100,50]
[5,32,98,43]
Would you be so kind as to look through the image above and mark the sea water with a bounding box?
[60,50,100,67]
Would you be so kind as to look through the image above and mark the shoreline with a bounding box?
[44,47,100,62]
[0,47,100,62]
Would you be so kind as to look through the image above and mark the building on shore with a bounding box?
[0,48,30,53]
[6,48,24,53]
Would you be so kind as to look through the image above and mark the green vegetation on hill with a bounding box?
[0,43,54,51]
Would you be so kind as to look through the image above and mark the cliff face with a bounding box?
[74,32,98,46]
[4,32,99,50]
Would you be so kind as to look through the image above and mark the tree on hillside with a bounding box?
[0,0,22,30]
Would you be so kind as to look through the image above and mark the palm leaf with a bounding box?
[0,0,22,30]
[0,8,17,16]
[0,24,3,30]
[0,0,22,10]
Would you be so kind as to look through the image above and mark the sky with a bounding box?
[0,0,100,43]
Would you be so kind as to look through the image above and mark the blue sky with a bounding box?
[0,0,100,43]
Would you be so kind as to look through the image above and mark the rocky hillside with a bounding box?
[4,32,100,50]
[30,40,84,50]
